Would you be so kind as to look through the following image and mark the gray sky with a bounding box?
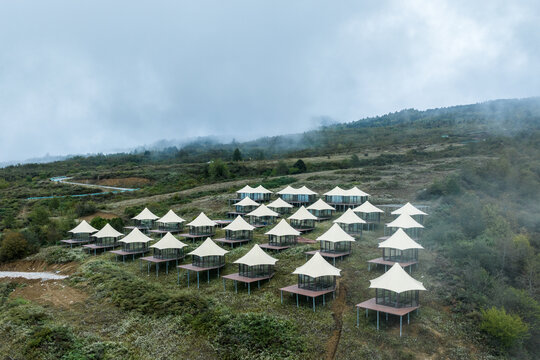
[0,0,539,162]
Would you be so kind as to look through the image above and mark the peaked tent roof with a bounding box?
[223,216,256,231]
[276,185,297,195]
[386,214,424,229]
[317,223,356,243]
[293,252,341,278]
[345,186,370,197]
[234,196,260,207]
[234,244,278,266]
[253,185,273,194]
[246,204,279,218]
[236,185,255,194]
[93,223,123,238]
[307,198,336,211]
[378,228,424,251]
[298,185,317,196]
[69,220,98,234]
[188,238,228,257]
[288,206,318,221]
[265,219,301,236]
[391,202,428,216]
[132,207,159,221]
[324,186,347,197]
[369,263,426,293]
[333,209,367,225]
[353,200,384,214]
[187,212,217,227]
[156,209,186,224]
[268,197,294,209]
[150,232,188,250]
[119,227,153,244]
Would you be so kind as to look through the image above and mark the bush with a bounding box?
[480,307,529,348]
[90,216,108,230]
[29,246,87,264]
[74,201,96,217]
[0,230,36,262]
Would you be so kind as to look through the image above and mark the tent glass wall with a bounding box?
[192,255,225,268]
[153,248,184,260]
[225,230,253,241]
[382,248,418,262]
[189,225,216,236]
[319,240,351,254]
[290,219,315,230]
[122,242,149,253]
[375,289,419,308]
[238,264,274,278]
[297,274,336,291]
[268,234,297,246]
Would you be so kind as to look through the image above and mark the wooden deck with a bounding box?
[82,243,116,255]
[60,239,91,248]
[214,220,233,227]
[297,237,316,244]
[367,257,417,271]
[259,243,291,251]
[148,229,181,235]
[179,233,213,241]
[109,249,148,262]
[355,298,419,336]
[305,250,351,265]
[214,237,251,248]
[177,263,225,288]
[293,227,315,233]
[140,256,183,277]
[222,273,274,294]
[279,284,336,311]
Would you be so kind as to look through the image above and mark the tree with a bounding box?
[90,216,108,230]
[350,154,361,167]
[293,159,307,173]
[209,159,230,179]
[480,307,529,348]
[273,161,289,176]
[232,148,242,162]
[0,230,35,261]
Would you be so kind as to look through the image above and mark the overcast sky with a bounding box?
[0,0,539,162]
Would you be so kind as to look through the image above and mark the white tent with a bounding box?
[150,232,188,250]
[132,207,159,221]
[391,202,428,216]
[345,186,370,197]
[223,216,256,231]
[293,252,341,278]
[307,199,336,211]
[234,244,278,266]
[188,212,218,227]
[298,186,317,196]
[156,210,185,224]
[378,228,423,251]
[353,201,384,214]
[119,228,153,244]
[253,185,273,194]
[234,197,260,207]
[317,223,356,243]
[236,185,255,194]
[268,197,294,210]
[188,238,228,257]
[288,206,318,221]
[277,185,298,195]
[386,214,424,229]
[265,219,301,237]
[324,186,347,197]
[93,223,123,238]
[69,220,98,234]
[333,209,367,225]
[246,204,279,218]
[369,263,426,293]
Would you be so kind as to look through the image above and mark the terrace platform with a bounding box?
[297,237,316,244]
[109,249,149,263]
[140,256,183,277]
[305,250,351,265]
[293,227,315,233]
[367,257,417,272]
[177,263,225,288]
[259,243,291,251]
[222,273,274,294]
[214,219,233,227]
[179,233,212,242]
[214,237,251,248]
[82,243,116,255]
[280,284,336,312]
[356,298,419,336]
[148,229,182,235]
[60,239,91,248]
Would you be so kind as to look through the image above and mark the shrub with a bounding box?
[0,230,36,262]
[90,216,108,230]
[480,307,529,348]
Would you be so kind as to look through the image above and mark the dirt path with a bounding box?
[325,280,347,360]
[0,260,79,275]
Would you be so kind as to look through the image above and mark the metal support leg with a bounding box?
[235,280,237,293]
[313,297,315,312]
[400,316,402,337]
[408,312,410,324]
[280,290,283,304]
[207,270,210,283]
[197,272,200,288]
[296,294,299,308]
[357,307,359,327]
[257,280,260,289]
[323,294,325,306]
[386,313,388,321]
[377,311,379,330]
[248,283,250,295]
[217,267,220,277]
[366,309,368,318]
[177,268,180,285]
[166,262,169,275]
[156,263,159,278]
[222,278,225,291]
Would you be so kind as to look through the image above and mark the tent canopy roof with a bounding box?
[307,199,336,211]
[345,186,370,197]
[267,197,294,209]
[317,223,356,243]
[234,244,278,266]
[288,206,318,221]
[293,252,341,278]
[236,185,255,194]
[386,214,424,229]
[188,238,228,257]
[132,207,159,221]
[353,201,384,214]
[333,208,367,225]
[223,216,256,231]
[119,227,153,244]
[234,197,260,207]
[93,223,123,238]
[253,185,273,194]
[298,186,317,196]
[156,210,185,224]
[369,263,426,293]
[265,219,301,236]
[246,204,279,218]
[378,228,424,251]
[69,220,98,234]
[150,232,187,250]
[188,212,217,228]
[324,186,346,196]
[391,202,428,216]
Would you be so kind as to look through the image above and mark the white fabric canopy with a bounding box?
[93,223,123,238]
[307,199,336,211]
[234,197,260,207]
[268,197,294,209]
[298,186,317,196]
[188,238,228,257]
[345,186,370,197]
[223,216,256,231]
[234,244,278,266]
[119,227,153,244]
[69,220,98,234]
[276,185,297,195]
[317,223,356,243]
[254,185,273,194]
[156,209,185,224]
[353,201,384,214]
[293,252,341,278]
[391,202,428,216]
[386,214,424,229]
[188,212,217,227]
[265,219,301,236]
[132,207,159,221]
[324,186,347,197]
[236,185,255,194]
[246,204,279,218]
[378,228,424,251]
[369,263,426,293]
[333,209,367,225]
[288,206,318,221]
[150,232,187,250]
